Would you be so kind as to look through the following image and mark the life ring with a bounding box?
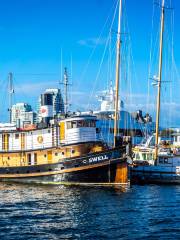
[37,136,43,144]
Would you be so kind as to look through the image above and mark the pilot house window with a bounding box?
[67,120,96,129]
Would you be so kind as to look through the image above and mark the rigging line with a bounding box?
[147,2,155,115]
[147,8,162,121]
[0,77,9,121]
[87,33,110,109]
[171,13,174,126]
[123,2,139,114]
[109,31,112,85]
[107,34,111,89]
[60,48,63,84]
[86,0,119,110]
[76,0,118,91]
[15,73,58,76]
[109,40,117,81]
[170,6,174,127]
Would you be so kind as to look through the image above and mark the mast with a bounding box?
[8,72,14,123]
[155,0,165,160]
[64,67,68,114]
[114,0,122,147]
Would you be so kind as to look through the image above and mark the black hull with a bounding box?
[0,147,128,185]
[130,168,180,185]
[130,176,180,185]
[1,162,125,185]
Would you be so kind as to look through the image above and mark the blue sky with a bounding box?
[0,0,180,126]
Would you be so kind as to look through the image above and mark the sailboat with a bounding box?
[0,0,130,185]
[131,0,180,184]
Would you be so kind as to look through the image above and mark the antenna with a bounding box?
[59,68,72,114]
[8,72,14,123]
[64,68,68,114]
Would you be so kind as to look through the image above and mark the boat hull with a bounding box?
[0,148,128,185]
[130,165,180,184]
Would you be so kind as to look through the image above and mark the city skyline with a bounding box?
[0,0,179,126]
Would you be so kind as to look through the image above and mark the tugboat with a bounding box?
[0,114,129,185]
[0,0,131,185]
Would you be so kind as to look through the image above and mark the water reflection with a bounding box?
[0,183,179,239]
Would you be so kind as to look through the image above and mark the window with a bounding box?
[34,153,37,165]
[55,152,58,156]
[72,121,77,128]
[77,121,83,127]
[67,122,71,129]
[15,134,19,139]
[62,152,64,155]
[147,153,153,161]
[83,121,89,127]
[136,153,140,160]
[142,153,147,161]
[90,120,96,127]
[67,121,77,129]
[71,149,75,154]
[44,154,47,158]
[28,154,31,165]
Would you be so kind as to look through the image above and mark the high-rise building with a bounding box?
[37,88,64,123]
[11,103,36,127]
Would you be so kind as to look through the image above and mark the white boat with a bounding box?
[131,134,180,183]
[130,0,180,184]
[95,84,154,146]
[81,82,155,146]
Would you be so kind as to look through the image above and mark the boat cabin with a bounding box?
[133,148,154,165]
[0,115,99,153]
[60,115,98,145]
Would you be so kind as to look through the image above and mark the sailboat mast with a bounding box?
[155,0,165,160]
[114,0,122,147]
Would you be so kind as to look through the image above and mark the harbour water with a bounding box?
[0,183,179,239]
